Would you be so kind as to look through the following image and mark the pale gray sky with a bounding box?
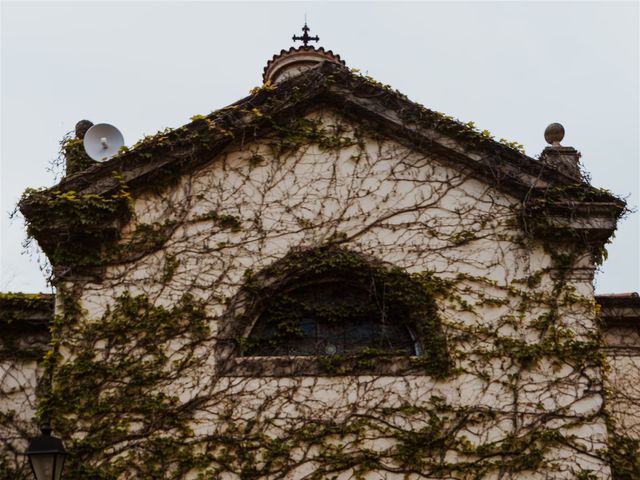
[1,1,638,294]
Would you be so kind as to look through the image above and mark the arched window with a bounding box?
[245,278,423,356]
[217,246,449,379]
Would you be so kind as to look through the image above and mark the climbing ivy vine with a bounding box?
[3,65,635,479]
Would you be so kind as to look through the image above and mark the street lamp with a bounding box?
[25,426,66,480]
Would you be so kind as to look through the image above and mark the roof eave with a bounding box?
[20,61,626,254]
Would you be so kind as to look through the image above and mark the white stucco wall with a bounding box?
[604,326,640,439]
[51,109,610,478]
[0,357,40,473]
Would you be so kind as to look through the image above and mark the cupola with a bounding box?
[263,23,346,84]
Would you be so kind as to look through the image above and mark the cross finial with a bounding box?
[292,22,319,47]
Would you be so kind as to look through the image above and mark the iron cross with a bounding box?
[292,23,319,46]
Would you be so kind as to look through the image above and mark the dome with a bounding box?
[262,24,346,84]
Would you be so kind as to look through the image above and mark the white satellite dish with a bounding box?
[83,123,125,161]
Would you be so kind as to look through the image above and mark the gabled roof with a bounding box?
[20,61,626,270]
[45,62,621,205]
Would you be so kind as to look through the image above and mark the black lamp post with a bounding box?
[25,426,66,480]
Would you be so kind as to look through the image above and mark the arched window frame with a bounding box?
[216,246,449,377]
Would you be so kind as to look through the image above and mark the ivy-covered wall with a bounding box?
[7,108,627,479]
[602,325,640,479]
[0,293,53,479]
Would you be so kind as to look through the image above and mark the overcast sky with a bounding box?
[1,1,638,294]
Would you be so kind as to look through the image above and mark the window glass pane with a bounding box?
[344,321,375,352]
[318,321,345,355]
[375,323,414,352]
[290,317,317,355]
[245,279,419,356]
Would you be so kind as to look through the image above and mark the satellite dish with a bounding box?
[83,123,125,161]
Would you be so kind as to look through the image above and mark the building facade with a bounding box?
[2,40,639,479]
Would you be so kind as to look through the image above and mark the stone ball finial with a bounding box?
[75,119,94,139]
[544,122,565,146]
